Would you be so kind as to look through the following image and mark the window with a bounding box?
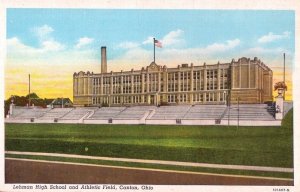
[214,70,218,78]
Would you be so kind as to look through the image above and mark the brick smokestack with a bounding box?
[101,46,107,73]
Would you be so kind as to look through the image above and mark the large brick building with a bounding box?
[73,47,273,106]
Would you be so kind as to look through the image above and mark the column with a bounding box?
[131,74,134,104]
[199,70,201,90]
[87,75,90,95]
[162,71,168,103]
[147,73,150,104]
[164,72,168,92]
[110,76,113,95]
[74,77,77,96]
[203,67,207,103]
[190,69,194,104]
[120,76,124,94]
[147,73,150,92]
[178,71,181,92]
[100,75,103,94]
[82,77,85,95]
[255,64,258,88]
[88,76,92,105]
[231,62,235,89]
[96,78,98,95]
[158,72,161,92]
[131,75,134,94]
[141,74,145,94]
[248,60,251,88]
[217,65,221,102]
[177,71,181,104]
[183,72,185,91]
[141,73,145,103]
[120,75,123,104]
[270,72,273,100]
[109,76,113,106]
[258,66,262,102]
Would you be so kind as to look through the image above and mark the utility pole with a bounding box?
[28,74,31,107]
[283,53,286,100]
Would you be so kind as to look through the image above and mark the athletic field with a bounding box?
[5,109,293,179]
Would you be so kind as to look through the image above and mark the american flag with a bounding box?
[154,39,162,48]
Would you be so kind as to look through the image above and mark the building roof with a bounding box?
[73,57,272,77]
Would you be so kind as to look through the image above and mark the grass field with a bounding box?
[5,109,293,169]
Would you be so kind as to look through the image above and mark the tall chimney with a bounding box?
[101,46,107,73]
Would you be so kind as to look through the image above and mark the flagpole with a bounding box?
[153,37,155,63]
[283,53,285,100]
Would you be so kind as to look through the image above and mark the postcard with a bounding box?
[0,0,299,192]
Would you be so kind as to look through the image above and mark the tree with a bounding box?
[26,92,39,99]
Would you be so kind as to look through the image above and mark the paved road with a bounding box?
[5,158,293,185]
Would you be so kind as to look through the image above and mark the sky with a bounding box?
[6,9,295,100]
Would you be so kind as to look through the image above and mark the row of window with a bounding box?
[92,96,147,105]
[92,69,229,86]
[166,92,226,103]
[94,81,229,94]
[167,94,189,103]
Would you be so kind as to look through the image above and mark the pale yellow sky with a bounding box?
[5,59,293,101]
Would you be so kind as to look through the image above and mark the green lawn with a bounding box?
[5,109,293,168]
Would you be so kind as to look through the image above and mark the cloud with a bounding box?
[204,39,240,53]
[32,24,54,40]
[42,40,65,51]
[162,29,184,47]
[116,41,140,49]
[7,37,37,54]
[7,37,65,56]
[75,37,94,49]
[143,29,185,48]
[131,31,240,66]
[8,24,65,57]
[142,37,154,45]
[244,47,286,55]
[154,38,240,65]
[31,25,66,51]
[258,31,290,43]
[109,38,241,71]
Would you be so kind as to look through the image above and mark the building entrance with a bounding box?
[150,95,155,105]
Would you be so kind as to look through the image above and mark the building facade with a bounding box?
[73,47,273,106]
